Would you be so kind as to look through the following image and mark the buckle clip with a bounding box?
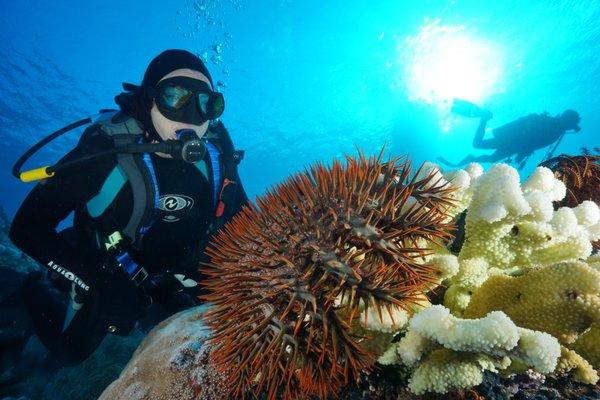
[131,267,149,286]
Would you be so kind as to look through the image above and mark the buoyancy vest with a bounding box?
[82,111,244,255]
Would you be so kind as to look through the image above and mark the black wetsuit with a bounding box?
[8,119,248,363]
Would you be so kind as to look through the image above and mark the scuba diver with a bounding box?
[437,99,582,170]
[3,49,249,377]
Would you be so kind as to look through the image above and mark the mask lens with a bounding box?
[212,93,225,118]
[197,93,210,115]
[160,85,193,110]
[156,78,224,123]
[197,92,225,120]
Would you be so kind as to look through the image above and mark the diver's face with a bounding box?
[150,68,212,141]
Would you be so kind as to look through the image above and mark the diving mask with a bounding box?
[152,76,224,125]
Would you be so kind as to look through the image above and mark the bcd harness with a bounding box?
[84,111,244,286]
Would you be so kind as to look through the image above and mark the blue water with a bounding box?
[0,0,598,218]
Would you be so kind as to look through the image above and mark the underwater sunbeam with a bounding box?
[402,20,505,108]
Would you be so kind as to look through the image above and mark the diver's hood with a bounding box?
[115,82,161,141]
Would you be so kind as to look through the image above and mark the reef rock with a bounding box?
[99,305,231,400]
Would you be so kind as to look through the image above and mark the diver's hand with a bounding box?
[173,274,198,288]
[142,273,199,311]
[143,273,196,296]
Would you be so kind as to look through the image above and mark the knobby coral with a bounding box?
[200,150,456,399]
[463,260,600,383]
[443,164,600,316]
[381,305,560,394]
[370,161,600,395]
[540,150,600,250]
[463,260,600,345]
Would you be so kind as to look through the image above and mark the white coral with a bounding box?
[522,166,566,201]
[430,254,460,280]
[408,305,520,354]
[573,201,600,227]
[391,330,431,366]
[468,164,531,223]
[513,328,561,373]
[392,305,562,395]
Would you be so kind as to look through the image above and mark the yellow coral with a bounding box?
[419,163,600,391]
[382,302,562,394]
[378,330,430,366]
[398,305,560,374]
[589,253,600,272]
[454,164,594,272]
[571,323,600,370]
[459,210,593,271]
[441,164,597,318]
[556,346,599,384]
[444,258,505,316]
[408,349,503,395]
[463,261,600,344]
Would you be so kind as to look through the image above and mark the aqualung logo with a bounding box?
[158,194,194,222]
[164,198,180,211]
[47,261,90,291]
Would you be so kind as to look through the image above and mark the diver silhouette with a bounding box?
[437,99,581,170]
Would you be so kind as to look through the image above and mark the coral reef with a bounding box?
[95,157,599,399]
[338,366,600,400]
[539,150,600,250]
[407,349,504,395]
[555,346,599,385]
[463,260,600,348]
[571,323,600,370]
[200,151,457,399]
[99,305,229,400]
[96,306,600,400]
[370,162,600,395]
[380,305,560,394]
[443,164,600,316]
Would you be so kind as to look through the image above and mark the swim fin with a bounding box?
[451,98,492,119]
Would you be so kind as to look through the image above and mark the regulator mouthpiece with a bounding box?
[175,129,206,163]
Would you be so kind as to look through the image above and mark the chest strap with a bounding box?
[204,141,221,210]
[85,115,243,248]
[87,150,219,246]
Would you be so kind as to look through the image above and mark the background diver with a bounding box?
[437,99,582,170]
[2,49,249,389]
